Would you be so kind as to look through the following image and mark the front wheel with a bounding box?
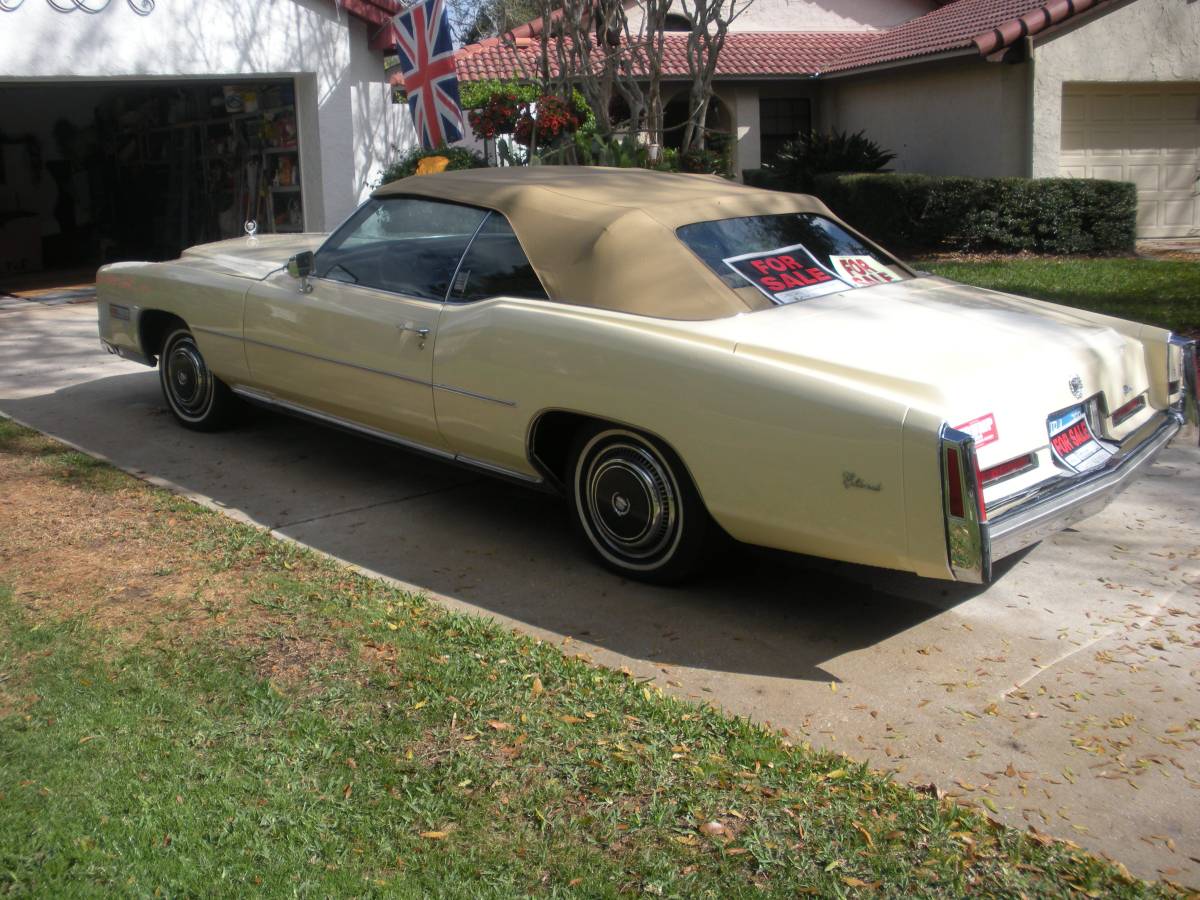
[568,426,710,584]
[158,327,239,431]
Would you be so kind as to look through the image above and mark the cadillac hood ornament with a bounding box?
[1069,375,1084,399]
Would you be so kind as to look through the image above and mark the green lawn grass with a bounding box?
[0,419,1180,897]
[919,257,1200,334]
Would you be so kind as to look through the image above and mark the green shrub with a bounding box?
[764,129,895,192]
[459,79,539,110]
[377,144,487,185]
[813,172,1137,254]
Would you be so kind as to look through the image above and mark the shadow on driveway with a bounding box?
[1,369,993,684]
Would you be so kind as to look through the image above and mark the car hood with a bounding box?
[699,276,1154,460]
[179,234,326,279]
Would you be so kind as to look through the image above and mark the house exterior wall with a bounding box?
[0,0,414,229]
[1029,0,1200,178]
[819,58,1029,178]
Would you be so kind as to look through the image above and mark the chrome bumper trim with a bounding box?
[986,411,1181,564]
[100,338,154,368]
[1168,334,1198,436]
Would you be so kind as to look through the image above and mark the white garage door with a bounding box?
[1059,84,1199,239]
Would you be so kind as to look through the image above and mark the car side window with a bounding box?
[314,197,487,301]
[448,213,548,303]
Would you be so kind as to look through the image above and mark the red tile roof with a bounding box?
[454,0,1116,82]
[456,31,877,82]
[334,0,400,27]
[821,0,1113,73]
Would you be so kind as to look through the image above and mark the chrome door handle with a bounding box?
[397,325,430,338]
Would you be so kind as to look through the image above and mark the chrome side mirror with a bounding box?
[287,251,314,293]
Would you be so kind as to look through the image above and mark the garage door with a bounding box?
[1059,84,1199,239]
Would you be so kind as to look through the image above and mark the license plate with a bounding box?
[1047,405,1113,473]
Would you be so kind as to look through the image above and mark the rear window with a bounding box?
[677,213,911,305]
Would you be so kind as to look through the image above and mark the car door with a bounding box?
[432,211,553,475]
[243,197,488,450]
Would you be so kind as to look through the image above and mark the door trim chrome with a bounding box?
[231,386,542,485]
[237,335,516,406]
[241,335,433,388]
[432,383,518,407]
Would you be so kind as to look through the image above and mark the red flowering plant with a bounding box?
[513,94,583,147]
[467,89,524,141]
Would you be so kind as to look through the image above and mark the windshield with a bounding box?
[677,213,912,306]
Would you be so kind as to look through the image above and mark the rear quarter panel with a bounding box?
[434,299,922,574]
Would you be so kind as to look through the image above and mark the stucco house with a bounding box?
[456,0,1200,239]
[0,0,411,277]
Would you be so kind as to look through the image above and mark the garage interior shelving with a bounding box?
[0,79,304,285]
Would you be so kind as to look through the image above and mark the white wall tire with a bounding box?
[568,426,709,584]
[158,328,238,431]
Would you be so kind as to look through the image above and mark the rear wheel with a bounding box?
[158,327,238,431]
[568,426,710,584]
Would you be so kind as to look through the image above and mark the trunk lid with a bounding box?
[707,277,1153,467]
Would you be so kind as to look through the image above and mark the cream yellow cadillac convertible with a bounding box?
[97,167,1196,584]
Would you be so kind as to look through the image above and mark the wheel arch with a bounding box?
[526,408,708,506]
[138,309,188,363]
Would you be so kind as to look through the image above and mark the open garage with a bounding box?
[0,0,410,289]
[0,79,305,280]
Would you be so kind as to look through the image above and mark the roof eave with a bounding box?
[818,46,979,80]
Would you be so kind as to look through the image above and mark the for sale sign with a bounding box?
[723,244,849,304]
[829,255,901,287]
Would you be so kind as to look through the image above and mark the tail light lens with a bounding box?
[940,425,990,583]
[1110,394,1146,427]
[945,443,965,517]
[979,453,1037,486]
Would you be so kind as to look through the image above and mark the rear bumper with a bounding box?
[100,337,154,368]
[985,410,1181,567]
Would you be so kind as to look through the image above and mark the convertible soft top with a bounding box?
[373,167,839,320]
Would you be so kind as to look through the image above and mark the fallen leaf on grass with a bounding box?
[530,677,544,698]
[419,831,449,840]
[852,822,874,848]
[488,720,512,731]
[560,715,585,725]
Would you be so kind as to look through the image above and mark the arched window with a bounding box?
[663,13,691,31]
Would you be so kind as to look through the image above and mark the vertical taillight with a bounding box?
[945,444,965,518]
[1168,334,1198,431]
[940,425,990,583]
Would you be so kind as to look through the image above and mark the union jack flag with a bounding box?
[394,0,464,150]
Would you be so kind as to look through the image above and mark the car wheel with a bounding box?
[568,426,709,584]
[158,327,238,431]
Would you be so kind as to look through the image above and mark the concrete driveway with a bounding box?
[2,301,1198,883]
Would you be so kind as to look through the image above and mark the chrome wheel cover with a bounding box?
[576,432,683,570]
[163,334,213,421]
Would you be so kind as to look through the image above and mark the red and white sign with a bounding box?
[829,255,901,288]
[723,243,849,304]
[1047,405,1113,473]
[955,413,999,449]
